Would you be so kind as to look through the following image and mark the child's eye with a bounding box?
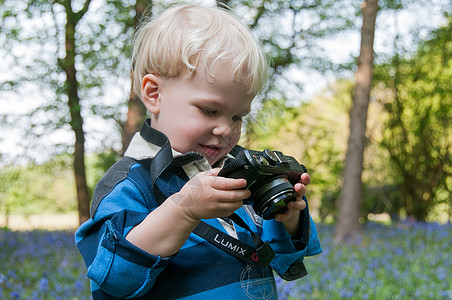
[199,106,216,117]
[232,115,243,122]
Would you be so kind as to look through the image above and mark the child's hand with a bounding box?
[173,168,251,221]
[274,173,311,234]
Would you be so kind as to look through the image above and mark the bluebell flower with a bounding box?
[32,290,39,300]
[2,222,451,299]
[436,266,447,281]
[39,277,49,292]
[339,288,354,298]
[9,291,20,299]
[75,280,84,290]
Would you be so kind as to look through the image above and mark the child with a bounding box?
[76,3,321,299]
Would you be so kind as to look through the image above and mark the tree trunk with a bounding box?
[58,0,92,225]
[122,76,146,154]
[335,0,378,242]
[121,0,148,154]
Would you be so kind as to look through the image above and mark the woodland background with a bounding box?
[0,0,451,238]
[1,0,451,298]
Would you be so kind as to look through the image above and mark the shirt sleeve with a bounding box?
[260,200,322,281]
[75,178,172,298]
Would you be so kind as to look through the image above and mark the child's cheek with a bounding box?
[230,125,241,142]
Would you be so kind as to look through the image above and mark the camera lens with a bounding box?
[249,176,296,220]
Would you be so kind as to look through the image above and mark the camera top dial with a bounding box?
[262,149,278,165]
[252,153,270,167]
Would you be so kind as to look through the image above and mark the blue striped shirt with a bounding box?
[75,121,321,299]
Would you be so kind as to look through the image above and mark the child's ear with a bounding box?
[141,74,161,113]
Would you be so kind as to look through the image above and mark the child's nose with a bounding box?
[212,119,232,136]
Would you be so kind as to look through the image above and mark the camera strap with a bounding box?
[227,213,276,267]
[192,217,275,268]
[153,183,275,268]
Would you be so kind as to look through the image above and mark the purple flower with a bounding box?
[75,280,84,290]
[39,277,49,292]
[436,267,447,281]
[9,291,20,299]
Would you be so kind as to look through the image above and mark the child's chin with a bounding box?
[205,155,219,166]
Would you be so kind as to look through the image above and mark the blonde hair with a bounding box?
[131,4,268,97]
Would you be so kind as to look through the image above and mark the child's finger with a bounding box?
[216,189,251,202]
[294,183,306,195]
[300,173,311,185]
[287,198,306,211]
[212,177,248,190]
[274,209,292,222]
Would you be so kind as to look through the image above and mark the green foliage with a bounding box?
[242,79,404,220]
[0,0,132,164]
[373,18,452,220]
[1,0,450,222]
[0,154,76,216]
[243,81,354,208]
[220,0,360,104]
[0,150,120,217]
[244,16,451,223]
[85,148,121,190]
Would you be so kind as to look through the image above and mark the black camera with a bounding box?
[218,148,307,220]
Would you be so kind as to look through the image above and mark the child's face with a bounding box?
[142,62,254,165]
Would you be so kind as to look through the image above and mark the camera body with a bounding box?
[218,148,307,220]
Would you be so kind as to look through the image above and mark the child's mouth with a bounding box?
[200,145,222,158]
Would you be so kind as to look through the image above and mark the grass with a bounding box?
[1,221,450,299]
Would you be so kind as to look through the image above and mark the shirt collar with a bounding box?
[124,119,213,178]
